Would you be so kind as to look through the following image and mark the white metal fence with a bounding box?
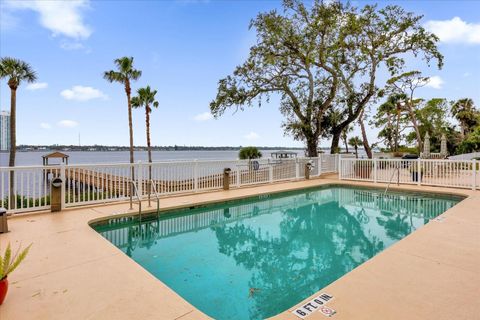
[1,155,339,213]
[339,158,480,190]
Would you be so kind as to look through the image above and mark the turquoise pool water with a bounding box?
[92,185,462,320]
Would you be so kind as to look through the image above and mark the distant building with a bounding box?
[0,111,10,151]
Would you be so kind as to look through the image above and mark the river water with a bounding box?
[0,150,307,167]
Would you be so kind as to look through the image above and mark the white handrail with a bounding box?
[148,179,160,212]
[129,180,142,217]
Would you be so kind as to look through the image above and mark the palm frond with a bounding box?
[0,57,37,85]
[1,243,11,279]
[105,57,141,84]
[129,69,142,80]
[6,244,32,275]
[131,85,159,111]
[131,96,141,108]
[103,71,125,84]
[0,250,4,279]
[0,243,32,279]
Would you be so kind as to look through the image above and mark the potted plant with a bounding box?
[0,243,32,305]
[410,163,424,182]
[354,161,373,179]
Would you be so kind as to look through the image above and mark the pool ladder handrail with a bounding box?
[129,180,142,218]
[148,179,160,212]
[384,166,400,196]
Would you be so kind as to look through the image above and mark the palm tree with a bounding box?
[131,86,159,180]
[103,57,142,177]
[0,57,37,209]
[451,98,479,138]
[239,147,262,160]
[348,136,363,159]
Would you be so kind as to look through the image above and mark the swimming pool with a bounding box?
[92,185,462,320]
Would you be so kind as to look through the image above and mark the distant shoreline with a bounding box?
[13,145,309,152]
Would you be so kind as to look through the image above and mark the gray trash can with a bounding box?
[0,208,8,233]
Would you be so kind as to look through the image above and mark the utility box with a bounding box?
[0,208,8,233]
[223,168,232,190]
[51,177,63,212]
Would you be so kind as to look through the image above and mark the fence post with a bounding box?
[60,164,66,210]
[269,164,274,183]
[194,159,199,192]
[417,159,422,186]
[236,161,241,187]
[338,157,343,179]
[137,161,143,198]
[373,158,377,183]
[318,155,322,176]
[295,159,300,180]
[473,159,477,191]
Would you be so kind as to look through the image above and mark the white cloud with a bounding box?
[463,72,471,77]
[57,120,78,128]
[244,131,260,140]
[424,17,480,44]
[425,76,444,89]
[26,82,48,90]
[60,41,84,50]
[6,0,92,40]
[193,112,213,121]
[40,122,52,129]
[61,85,107,101]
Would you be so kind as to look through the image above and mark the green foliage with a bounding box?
[0,191,112,210]
[348,136,363,148]
[131,86,159,112]
[407,98,450,152]
[103,57,142,85]
[0,243,32,280]
[1,195,50,210]
[210,1,442,156]
[372,94,409,151]
[0,57,37,89]
[239,147,262,160]
[451,98,479,137]
[397,146,418,154]
[348,136,363,158]
[456,126,480,154]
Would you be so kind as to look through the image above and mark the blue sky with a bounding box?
[1,0,479,148]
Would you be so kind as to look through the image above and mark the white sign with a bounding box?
[291,293,335,318]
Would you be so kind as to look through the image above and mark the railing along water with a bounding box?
[1,155,338,214]
[340,158,479,190]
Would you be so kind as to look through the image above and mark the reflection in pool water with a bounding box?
[93,186,461,320]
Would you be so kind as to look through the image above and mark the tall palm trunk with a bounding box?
[125,80,134,181]
[145,105,152,180]
[8,86,17,209]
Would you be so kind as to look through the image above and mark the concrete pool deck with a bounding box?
[0,176,479,320]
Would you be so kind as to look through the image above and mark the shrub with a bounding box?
[239,147,262,160]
